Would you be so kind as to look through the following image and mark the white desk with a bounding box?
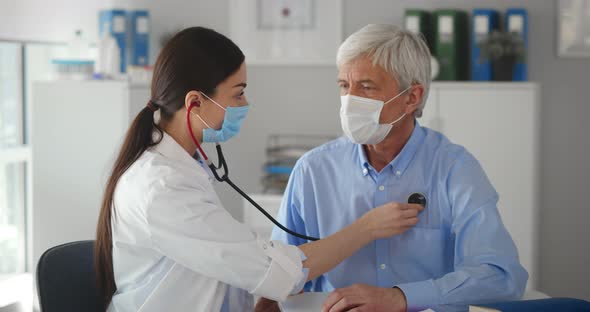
[279,290,549,312]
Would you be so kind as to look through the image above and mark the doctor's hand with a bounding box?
[359,202,424,240]
[322,284,407,312]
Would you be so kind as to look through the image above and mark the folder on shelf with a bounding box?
[128,10,150,67]
[433,9,469,81]
[405,9,434,52]
[471,9,499,81]
[506,8,528,81]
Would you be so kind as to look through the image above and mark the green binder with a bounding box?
[433,10,469,81]
[404,9,434,52]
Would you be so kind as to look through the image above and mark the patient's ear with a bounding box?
[404,85,424,115]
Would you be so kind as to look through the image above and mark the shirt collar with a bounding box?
[356,120,426,177]
[152,130,200,169]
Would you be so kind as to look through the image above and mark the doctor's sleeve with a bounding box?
[144,171,307,302]
[394,152,528,308]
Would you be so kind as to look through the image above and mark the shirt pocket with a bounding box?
[402,190,441,229]
[390,227,451,281]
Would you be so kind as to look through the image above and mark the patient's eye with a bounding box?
[361,82,376,91]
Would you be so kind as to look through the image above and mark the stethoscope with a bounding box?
[186,103,427,242]
[187,103,320,241]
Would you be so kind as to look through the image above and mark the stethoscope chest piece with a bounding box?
[407,192,427,208]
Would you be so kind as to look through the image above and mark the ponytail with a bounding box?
[95,104,162,308]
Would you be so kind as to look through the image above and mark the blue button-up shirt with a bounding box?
[271,122,528,309]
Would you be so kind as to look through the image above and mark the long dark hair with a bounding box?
[95,27,244,309]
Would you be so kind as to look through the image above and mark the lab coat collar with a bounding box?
[152,130,201,170]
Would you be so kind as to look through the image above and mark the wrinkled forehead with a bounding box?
[337,57,395,85]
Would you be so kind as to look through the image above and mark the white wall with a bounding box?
[4,0,589,302]
[0,0,228,64]
[0,0,103,43]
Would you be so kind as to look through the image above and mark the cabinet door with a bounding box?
[32,81,131,269]
[242,194,283,239]
[129,85,151,122]
[438,86,539,288]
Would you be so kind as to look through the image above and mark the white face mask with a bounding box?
[340,86,411,144]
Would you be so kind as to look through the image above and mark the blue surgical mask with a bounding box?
[196,92,249,143]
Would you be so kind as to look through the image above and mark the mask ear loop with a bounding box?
[186,97,213,129]
[384,85,413,125]
[186,102,210,163]
[389,112,407,125]
[200,91,227,111]
[195,114,212,129]
[383,85,413,105]
[185,101,224,172]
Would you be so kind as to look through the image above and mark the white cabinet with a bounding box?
[31,80,150,268]
[422,82,540,289]
[242,194,283,239]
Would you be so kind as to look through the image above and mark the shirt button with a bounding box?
[363,168,368,175]
[378,185,385,191]
[380,264,387,270]
[396,170,401,176]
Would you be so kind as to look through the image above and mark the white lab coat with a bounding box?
[107,131,306,312]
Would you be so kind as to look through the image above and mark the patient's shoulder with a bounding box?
[297,137,356,166]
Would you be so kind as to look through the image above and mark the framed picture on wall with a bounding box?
[229,0,342,65]
[557,0,590,57]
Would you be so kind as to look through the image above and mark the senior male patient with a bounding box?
[256,24,528,312]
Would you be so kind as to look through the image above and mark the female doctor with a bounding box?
[95,27,421,312]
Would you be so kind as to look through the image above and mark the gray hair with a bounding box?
[337,24,431,118]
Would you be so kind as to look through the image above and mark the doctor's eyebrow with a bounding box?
[233,82,247,88]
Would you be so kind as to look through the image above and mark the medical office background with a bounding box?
[0,0,589,310]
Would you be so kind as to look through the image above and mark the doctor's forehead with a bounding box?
[220,63,247,88]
